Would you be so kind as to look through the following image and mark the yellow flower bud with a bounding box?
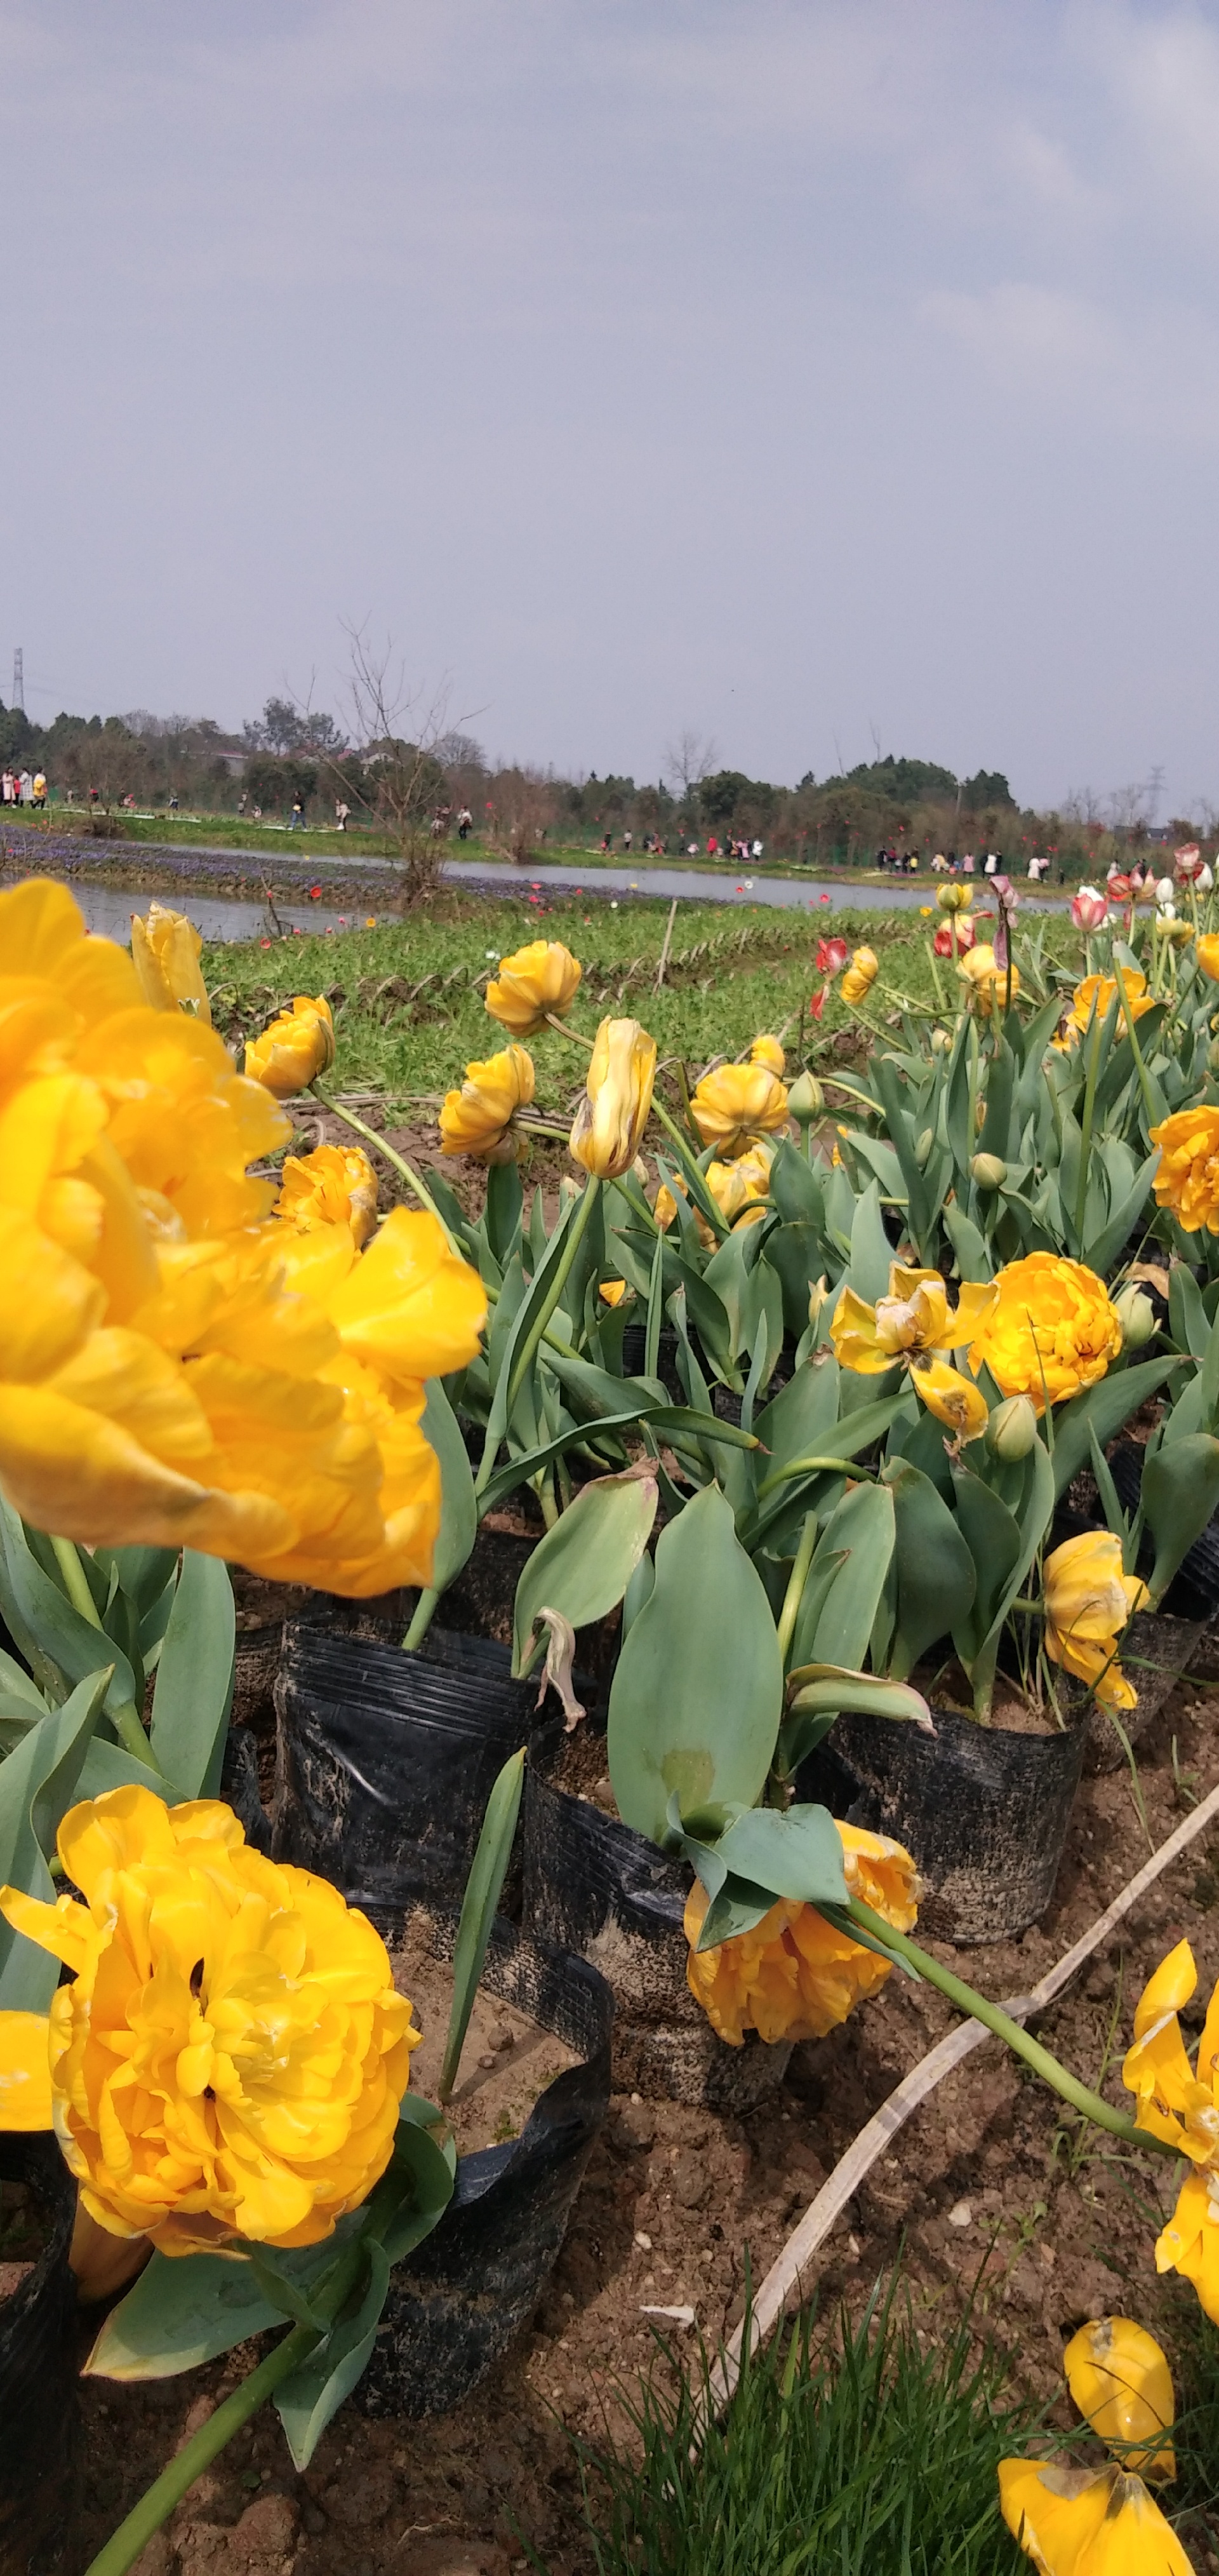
[985,1393,1037,1459]
[274,1143,379,1247]
[244,995,336,1097]
[936,883,972,914]
[788,1069,823,1126]
[439,1044,535,1163]
[914,1128,935,1168]
[929,1026,952,1052]
[1063,2317,1176,2479]
[570,1017,657,1179]
[1113,1283,1156,1350]
[484,939,582,1035]
[969,1152,1007,1190]
[130,902,211,1024]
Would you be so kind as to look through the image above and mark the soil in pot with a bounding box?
[799,1686,1086,1946]
[0,2141,81,2576]
[523,1761,792,2114]
[356,1912,613,2420]
[392,1911,580,2155]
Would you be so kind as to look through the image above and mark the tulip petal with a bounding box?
[0,2011,53,2129]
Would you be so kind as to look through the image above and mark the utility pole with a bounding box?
[11,648,23,713]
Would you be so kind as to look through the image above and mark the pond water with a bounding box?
[53,853,1065,945]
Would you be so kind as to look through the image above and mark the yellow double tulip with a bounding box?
[0,1787,419,2256]
[244,995,335,1097]
[1123,1938,1219,2325]
[439,1043,535,1162]
[684,1823,919,2046]
[1150,1103,1219,1235]
[484,939,582,1036]
[968,1252,1121,1412]
[957,943,1022,1014]
[274,1142,379,1245]
[689,1060,789,1157]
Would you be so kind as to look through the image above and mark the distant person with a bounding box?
[0,770,13,805]
[983,852,998,876]
[457,806,472,840]
[335,800,350,832]
[688,840,698,856]
[931,851,947,873]
[290,791,305,829]
[168,793,180,815]
[18,770,32,804]
[32,771,46,810]
[961,850,975,874]
[623,829,632,852]
[237,792,248,815]
[752,837,763,860]
[599,831,612,854]
[707,835,718,857]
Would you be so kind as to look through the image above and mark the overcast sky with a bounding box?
[5,1,1219,809]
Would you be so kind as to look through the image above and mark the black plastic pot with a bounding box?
[0,2137,80,2576]
[521,1773,792,2110]
[273,1624,547,1925]
[1082,1609,1206,1774]
[1109,1442,1219,1621]
[621,1322,684,1401]
[357,1919,612,2418]
[800,1707,1086,1946]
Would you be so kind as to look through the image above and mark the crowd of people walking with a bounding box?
[1,767,46,808]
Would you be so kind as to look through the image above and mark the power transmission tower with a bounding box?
[11,648,23,713]
[1147,761,1165,824]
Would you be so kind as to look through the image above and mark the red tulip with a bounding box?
[933,917,976,955]
[817,937,848,974]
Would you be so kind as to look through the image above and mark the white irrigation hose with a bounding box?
[703,1773,1219,2416]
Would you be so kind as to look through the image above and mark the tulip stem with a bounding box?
[544,1012,595,1049]
[82,2222,370,2576]
[503,1177,601,1421]
[648,1099,729,1240]
[311,1089,458,1251]
[404,1587,440,1649]
[50,1538,168,1780]
[843,1897,1178,2156]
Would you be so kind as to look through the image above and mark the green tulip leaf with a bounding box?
[1143,1434,1219,1606]
[149,1551,236,1799]
[607,1484,782,1841]
[513,1470,658,1676]
[883,1458,976,1682]
[420,1376,478,1595]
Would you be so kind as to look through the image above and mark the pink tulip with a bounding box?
[1071,886,1110,930]
[1175,843,1203,881]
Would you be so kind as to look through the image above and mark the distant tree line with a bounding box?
[1,691,1207,881]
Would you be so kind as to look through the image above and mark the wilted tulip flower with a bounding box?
[245,995,336,1097]
[1063,2316,1176,2478]
[570,1017,657,1178]
[1174,843,1204,881]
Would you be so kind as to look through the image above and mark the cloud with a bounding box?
[921,281,1118,379]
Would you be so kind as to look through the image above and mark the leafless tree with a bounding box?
[323,625,470,902]
[662,729,718,800]
[486,765,555,866]
[1105,781,1153,832]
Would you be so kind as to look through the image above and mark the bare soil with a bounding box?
[391,1916,579,2158]
[73,1654,1219,2576]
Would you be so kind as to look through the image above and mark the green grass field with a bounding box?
[204,891,1083,1111]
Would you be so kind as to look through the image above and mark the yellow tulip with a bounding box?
[0,1787,419,2256]
[1195,932,1219,983]
[438,1043,535,1162]
[749,1033,785,1077]
[653,1172,688,1230]
[957,943,1022,1014]
[570,1017,656,1179]
[707,1141,775,1228]
[1150,1104,1219,1235]
[274,1143,379,1247]
[1062,969,1155,1044]
[1042,1531,1147,1712]
[999,2460,1194,2573]
[968,1252,1122,1412]
[688,1061,789,1156]
[0,881,487,1597]
[839,946,879,1005]
[1063,2318,1176,2478]
[910,1355,990,1442]
[1122,1939,1219,2324]
[684,1823,919,2046]
[130,902,211,1025]
[244,995,335,1097]
[599,1278,628,1306]
[832,1262,998,1375]
[484,939,582,1036]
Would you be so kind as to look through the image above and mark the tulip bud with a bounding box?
[1199,862,1215,892]
[929,1026,952,1053]
[986,1394,1037,1460]
[1167,916,1195,948]
[914,1128,935,1168]
[1114,1283,1156,1350]
[970,1152,1007,1191]
[936,883,971,914]
[1153,909,1176,937]
[1156,877,1175,906]
[789,1069,823,1127]
[808,1275,830,1334]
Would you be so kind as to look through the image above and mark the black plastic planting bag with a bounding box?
[801,1707,1086,1946]
[0,2137,80,2576]
[273,1624,542,1922]
[522,1771,792,2109]
[357,1921,612,2418]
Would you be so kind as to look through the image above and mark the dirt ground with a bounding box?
[67,1638,1219,2576]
